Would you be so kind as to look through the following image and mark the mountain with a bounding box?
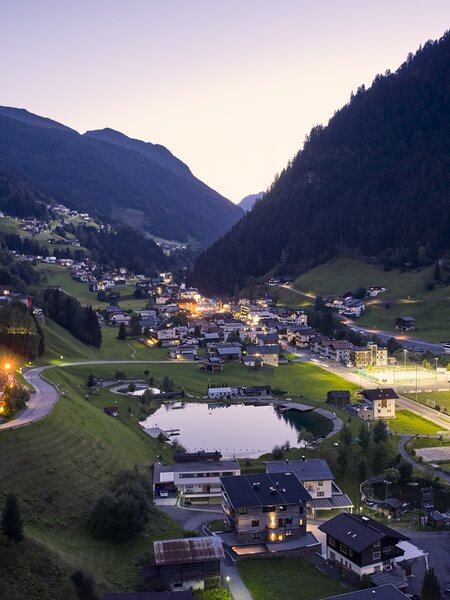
[0,108,242,245]
[191,31,450,295]
[238,192,265,212]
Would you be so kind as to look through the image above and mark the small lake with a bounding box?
[141,402,332,458]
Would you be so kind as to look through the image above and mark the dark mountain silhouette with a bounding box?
[191,31,450,295]
[0,108,242,245]
[238,192,265,212]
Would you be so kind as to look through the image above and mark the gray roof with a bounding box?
[319,513,408,553]
[246,345,280,355]
[360,388,399,401]
[266,459,335,482]
[309,494,354,510]
[154,460,240,483]
[221,472,311,509]
[321,584,408,600]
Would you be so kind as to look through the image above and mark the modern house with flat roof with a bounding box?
[154,459,240,504]
[319,513,408,578]
[221,472,312,545]
[153,536,223,590]
[265,458,353,516]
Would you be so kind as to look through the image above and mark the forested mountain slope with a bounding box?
[0,107,242,245]
[192,31,450,294]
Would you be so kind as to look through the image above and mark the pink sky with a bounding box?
[1,1,449,202]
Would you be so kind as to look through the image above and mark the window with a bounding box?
[383,546,392,553]
[317,492,325,497]
[252,533,259,540]
[340,544,348,555]
[263,506,276,513]
[251,520,259,527]
[373,551,381,560]
[239,508,248,515]
[285,517,292,525]
[373,540,380,548]
[318,480,324,486]
[299,519,304,527]
[329,537,336,548]
[348,549,353,558]
[330,551,335,561]
[374,566,381,573]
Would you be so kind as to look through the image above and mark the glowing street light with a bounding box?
[4,363,11,371]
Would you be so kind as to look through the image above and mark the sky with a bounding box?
[0,1,449,203]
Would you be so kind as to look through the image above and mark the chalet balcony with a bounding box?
[382,546,405,560]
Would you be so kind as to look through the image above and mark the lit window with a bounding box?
[299,519,303,526]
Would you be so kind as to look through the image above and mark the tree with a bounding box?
[2,385,30,417]
[128,382,136,393]
[386,337,402,355]
[372,420,389,443]
[86,373,96,387]
[314,296,324,312]
[129,315,141,338]
[398,459,413,482]
[372,442,388,474]
[420,567,441,600]
[433,261,441,282]
[355,287,367,299]
[340,425,352,447]
[384,467,401,484]
[357,457,369,482]
[117,322,127,340]
[162,375,174,393]
[70,570,99,600]
[297,427,314,446]
[358,422,370,451]
[114,369,127,380]
[272,445,284,460]
[1,494,23,542]
[337,445,349,474]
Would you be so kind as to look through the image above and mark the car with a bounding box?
[159,489,169,498]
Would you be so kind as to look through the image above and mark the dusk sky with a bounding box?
[1,1,449,203]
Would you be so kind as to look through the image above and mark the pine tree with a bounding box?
[117,322,127,340]
[1,494,24,543]
[420,568,440,600]
[433,261,441,282]
[358,422,370,451]
[70,569,99,600]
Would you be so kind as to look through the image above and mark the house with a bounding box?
[108,312,131,326]
[328,341,354,364]
[287,326,316,347]
[265,459,353,516]
[256,333,279,346]
[349,344,388,368]
[246,345,280,367]
[355,388,398,420]
[367,286,387,298]
[169,344,198,361]
[198,356,224,372]
[154,457,240,504]
[342,299,365,318]
[207,386,240,399]
[209,342,242,360]
[319,513,408,578]
[221,472,311,545]
[321,584,408,600]
[395,316,416,331]
[327,390,351,409]
[153,536,223,590]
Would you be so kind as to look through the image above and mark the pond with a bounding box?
[141,402,333,458]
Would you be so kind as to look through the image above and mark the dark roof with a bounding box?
[318,513,408,552]
[246,345,280,355]
[396,316,416,322]
[327,390,351,398]
[360,388,399,401]
[104,593,192,600]
[153,536,224,565]
[266,459,335,482]
[221,472,311,509]
[321,584,408,600]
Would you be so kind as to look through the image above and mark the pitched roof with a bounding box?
[153,536,224,566]
[318,513,408,552]
[360,388,399,401]
[266,458,335,482]
[246,345,280,355]
[321,584,408,600]
[221,472,311,509]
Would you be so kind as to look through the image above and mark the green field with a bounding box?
[405,390,450,413]
[286,256,450,342]
[389,410,442,435]
[37,320,168,365]
[0,367,180,595]
[238,558,348,600]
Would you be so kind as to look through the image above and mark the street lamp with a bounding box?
[435,357,439,381]
[403,348,407,368]
[226,576,230,597]
[4,363,11,371]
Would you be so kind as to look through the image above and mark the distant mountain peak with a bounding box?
[0,106,77,134]
[238,191,265,211]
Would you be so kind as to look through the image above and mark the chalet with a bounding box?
[169,344,198,361]
[342,299,365,318]
[221,472,311,545]
[198,356,224,372]
[153,536,223,590]
[349,344,388,368]
[327,390,351,409]
[321,585,409,600]
[287,326,316,347]
[277,311,308,327]
[209,342,242,360]
[319,513,408,578]
[355,388,398,420]
[108,312,131,326]
[242,355,263,367]
[328,340,354,364]
[395,316,416,331]
[266,458,353,516]
[246,345,280,367]
[177,299,198,314]
[309,335,330,354]
[256,332,279,346]
[154,458,240,504]
[367,286,387,297]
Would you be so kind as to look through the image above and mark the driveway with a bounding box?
[400,530,450,596]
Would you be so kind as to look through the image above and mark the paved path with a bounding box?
[0,360,189,432]
[398,435,450,484]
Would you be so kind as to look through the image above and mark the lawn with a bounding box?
[0,366,180,592]
[238,558,349,600]
[285,256,450,342]
[405,390,450,413]
[36,319,168,365]
[389,410,442,435]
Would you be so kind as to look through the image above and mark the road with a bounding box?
[280,284,445,353]
[398,435,450,484]
[0,359,190,432]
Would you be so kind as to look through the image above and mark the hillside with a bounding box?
[192,31,450,294]
[0,107,242,245]
[238,191,265,211]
